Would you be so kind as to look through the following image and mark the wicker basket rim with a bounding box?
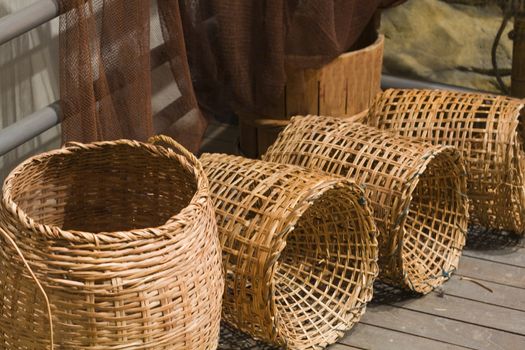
[271,178,377,335]
[394,146,468,285]
[338,34,384,59]
[263,114,470,293]
[383,87,525,102]
[286,115,466,226]
[1,139,208,243]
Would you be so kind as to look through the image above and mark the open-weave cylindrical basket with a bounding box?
[364,88,525,234]
[0,139,223,349]
[199,154,378,350]
[263,115,469,294]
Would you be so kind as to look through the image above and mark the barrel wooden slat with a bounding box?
[238,35,384,157]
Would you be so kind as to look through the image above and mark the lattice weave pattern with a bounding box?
[365,89,525,234]
[200,154,378,350]
[263,115,469,294]
[0,140,223,349]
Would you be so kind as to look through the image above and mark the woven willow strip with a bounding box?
[263,115,469,294]
[364,88,525,234]
[199,154,378,350]
[0,139,223,349]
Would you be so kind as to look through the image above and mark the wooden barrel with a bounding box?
[238,34,384,157]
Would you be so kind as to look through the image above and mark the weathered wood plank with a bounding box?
[360,302,525,350]
[285,68,319,116]
[340,323,469,350]
[457,256,525,289]
[462,246,525,268]
[439,275,525,311]
[393,292,525,335]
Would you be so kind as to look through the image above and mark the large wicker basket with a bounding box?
[199,154,378,350]
[0,139,223,349]
[263,115,469,294]
[364,89,525,234]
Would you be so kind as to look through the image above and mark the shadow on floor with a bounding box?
[217,226,524,349]
[219,323,280,350]
[466,225,523,251]
[370,281,421,305]
[217,282,424,348]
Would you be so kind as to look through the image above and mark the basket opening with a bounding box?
[273,187,376,347]
[401,150,465,292]
[8,144,197,233]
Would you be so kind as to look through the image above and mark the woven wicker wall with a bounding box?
[264,115,469,293]
[201,153,378,349]
[365,88,525,234]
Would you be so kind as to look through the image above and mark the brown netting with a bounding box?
[58,0,205,151]
[199,153,378,349]
[154,0,208,152]
[58,1,404,147]
[263,115,469,294]
[184,0,405,118]
[59,0,153,142]
[364,89,525,234]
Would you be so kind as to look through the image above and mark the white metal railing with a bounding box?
[0,0,58,45]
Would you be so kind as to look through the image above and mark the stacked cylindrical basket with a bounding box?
[364,89,525,234]
[263,116,469,293]
[199,154,378,349]
[1,88,522,350]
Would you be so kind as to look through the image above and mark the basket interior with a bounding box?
[7,144,197,233]
[401,150,466,292]
[273,187,376,347]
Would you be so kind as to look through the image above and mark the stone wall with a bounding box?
[381,0,512,92]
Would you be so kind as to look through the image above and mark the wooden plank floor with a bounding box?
[203,121,525,350]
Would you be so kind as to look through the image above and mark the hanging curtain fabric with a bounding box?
[59,0,153,142]
[153,0,208,153]
[58,0,404,149]
[58,0,204,150]
[181,0,406,117]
